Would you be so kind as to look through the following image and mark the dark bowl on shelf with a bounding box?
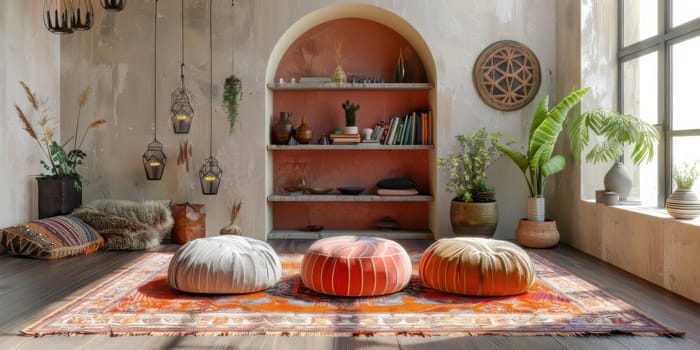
[301,224,324,232]
[337,186,366,195]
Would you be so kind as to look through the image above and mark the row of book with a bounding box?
[370,110,432,145]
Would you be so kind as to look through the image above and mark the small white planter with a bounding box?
[527,197,545,222]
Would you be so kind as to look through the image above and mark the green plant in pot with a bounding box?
[567,109,660,201]
[495,87,589,248]
[496,87,590,222]
[342,99,360,134]
[438,128,509,237]
[15,81,106,218]
[665,161,700,220]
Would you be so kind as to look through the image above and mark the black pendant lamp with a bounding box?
[101,0,126,12]
[143,0,165,180]
[199,0,222,195]
[170,0,194,134]
[71,0,94,31]
[43,0,74,35]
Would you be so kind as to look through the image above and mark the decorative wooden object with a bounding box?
[177,140,192,172]
[472,40,541,111]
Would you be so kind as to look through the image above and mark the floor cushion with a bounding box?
[419,237,535,296]
[300,235,412,296]
[167,235,282,294]
[71,199,173,250]
[0,215,103,259]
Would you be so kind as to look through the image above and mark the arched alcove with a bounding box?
[264,4,438,238]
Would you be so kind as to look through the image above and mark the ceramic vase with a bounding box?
[604,161,632,200]
[274,112,293,145]
[527,197,545,222]
[665,188,700,220]
[394,48,407,82]
[295,116,313,144]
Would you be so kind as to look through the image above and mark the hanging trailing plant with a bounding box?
[223,74,242,135]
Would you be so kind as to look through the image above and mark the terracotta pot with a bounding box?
[516,218,559,248]
[449,200,498,237]
[666,188,700,220]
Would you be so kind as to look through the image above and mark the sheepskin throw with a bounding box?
[71,199,174,250]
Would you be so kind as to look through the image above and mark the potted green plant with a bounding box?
[342,99,360,134]
[567,109,660,200]
[15,81,106,218]
[496,87,590,220]
[665,161,700,220]
[438,128,509,237]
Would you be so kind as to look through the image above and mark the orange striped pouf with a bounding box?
[300,236,412,296]
[419,237,535,296]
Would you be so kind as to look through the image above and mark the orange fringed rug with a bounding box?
[22,252,683,337]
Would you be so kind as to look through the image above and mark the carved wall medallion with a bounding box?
[472,40,541,111]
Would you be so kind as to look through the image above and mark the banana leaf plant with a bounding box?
[496,87,590,198]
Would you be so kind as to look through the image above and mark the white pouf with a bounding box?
[167,235,282,294]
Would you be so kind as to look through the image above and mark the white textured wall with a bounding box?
[0,1,61,228]
[56,0,558,240]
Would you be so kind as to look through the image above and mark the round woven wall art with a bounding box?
[472,40,541,111]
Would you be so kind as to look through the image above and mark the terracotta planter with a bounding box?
[449,200,498,237]
[516,218,559,248]
[37,177,82,219]
[665,188,700,220]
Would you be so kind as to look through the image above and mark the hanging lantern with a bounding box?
[101,0,126,12]
[170,87,194,133]
[170,0,193,134]
[198,0,222,195]
[71,0,94,31]
[199,156,222,195]
[43,0,74,35]
[143,0,165,181]
[143,140,166,180]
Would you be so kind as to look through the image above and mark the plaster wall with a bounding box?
[57,0,558,240]
[0,2,61,228]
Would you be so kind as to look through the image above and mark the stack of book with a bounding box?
[377,110,432,145]
[329,133,361,144]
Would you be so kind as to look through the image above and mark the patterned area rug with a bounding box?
[22,252,683,336]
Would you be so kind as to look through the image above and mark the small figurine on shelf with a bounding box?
[342,99,360,134]
[332,65,347,84]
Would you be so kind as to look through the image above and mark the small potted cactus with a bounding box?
[342,99,360,134]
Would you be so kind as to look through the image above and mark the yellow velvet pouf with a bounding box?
[419,237,535,296]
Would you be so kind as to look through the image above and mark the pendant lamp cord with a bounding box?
[180,0,185,88]
[231,0,234,71]
[209,0,213,157]
[153,0,158,141]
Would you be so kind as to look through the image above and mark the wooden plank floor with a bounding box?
[0,240,698,350]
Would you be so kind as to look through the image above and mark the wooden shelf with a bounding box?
[267,229,433,240]
[268,194,433,202]
[267,144,433,151]
[267,82,434,91]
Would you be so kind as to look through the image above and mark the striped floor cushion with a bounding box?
[419,237,535,296]
[167,235,282,294]
[0,215,104,259]
[300,236,412,296]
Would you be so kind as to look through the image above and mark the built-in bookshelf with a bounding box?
[267,17,434,237]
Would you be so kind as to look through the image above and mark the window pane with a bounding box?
[672,0,700,27]
[623,0,658,46]
[672,136,700,192]
[622,52,658,124]
[622,52,659,204]
[672,36,700,130]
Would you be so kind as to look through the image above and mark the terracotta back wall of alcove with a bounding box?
[275,18,427,83]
